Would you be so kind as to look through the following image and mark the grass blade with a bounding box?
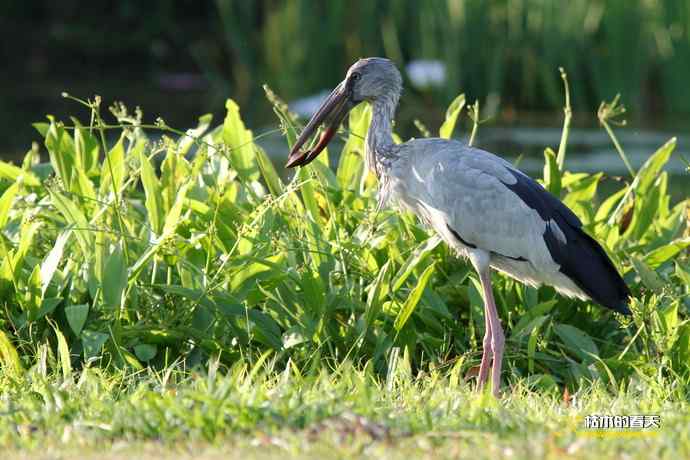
[103,243,127,311]
[394,263,435,332]
[439,93,466,139]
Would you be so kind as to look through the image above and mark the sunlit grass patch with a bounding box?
[1,363,689,458]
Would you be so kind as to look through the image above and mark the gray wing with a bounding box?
[392,139,555,265]
[389,138,630,314]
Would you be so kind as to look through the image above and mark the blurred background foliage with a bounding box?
[3,0,690,159]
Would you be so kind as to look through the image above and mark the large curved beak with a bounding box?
[286,80,355,168]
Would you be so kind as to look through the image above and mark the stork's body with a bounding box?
[286,58,630,396]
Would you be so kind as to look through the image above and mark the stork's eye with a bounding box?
[351,72,361,82]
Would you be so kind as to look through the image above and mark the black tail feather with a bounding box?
[545,220,631,315]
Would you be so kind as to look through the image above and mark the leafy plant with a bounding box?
[0,86,687,393]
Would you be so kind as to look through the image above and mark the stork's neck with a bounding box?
[366,93,399,176]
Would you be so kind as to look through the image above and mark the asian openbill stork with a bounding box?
[286,58,630,396]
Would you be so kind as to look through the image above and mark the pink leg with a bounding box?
[478,268,504,397]
[477,311,492,389]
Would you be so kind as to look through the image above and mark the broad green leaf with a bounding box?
[394,263,436,331]
[32,122,49,136]
[0,161,40,186]
[0,182,18,229]
[161,182,190,239]
[230,254,285,292]
[161,145,191,212]
[644,239,690,268]
[95,228,107,278]
[561,172,589,188]
[245,310,283,349]
[0,329,22,376]
[222,99,259,181]
[116,347,143,371]
[40,230,71,296]
[129,244,160,283]
[66,121,98,199]
[8,220,41,281]
[103,243,127,310]
[656,170,670,219]
[65,304,89,335]
[297,169,324,269]
[513,304,555,337]
[675,324,690,370]
[73,167,96,201]
[255,145,284,197]
[178,113,212,156]
[566,175,602,201]
[659,301,679,336]
[53,325,72,377]
[364,260,391,332]
[298,269,326,318]
[25,265,43,318]
[35,298,61,321]
[554,323,599,361]
[298,168,321,221]
[674,262,690,287]
[392,235,442,292]
[514,283,540,310]
[526,374,558,391]
[620,139,675,240]
[542,147,562,196]
[637,138,675,197]
[21,144,38,171]
[81,330,109,360]
[191,304,214,331]
[526,316,549,373]
[626,175,661,240]
[71,118,100,175]
[439,93,466,139]
[134,343,157,361]
[630,256,665,291]
[45,119,77,190]
[139,149,164,235]
[595,186,627,222]
[100,135,127,196]
[48,189,92,256]
[337,104,371,191]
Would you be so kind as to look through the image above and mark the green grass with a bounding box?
[0,85,688,457]
[2,364,689,459]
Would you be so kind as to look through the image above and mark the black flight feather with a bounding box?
[501,169,631,315]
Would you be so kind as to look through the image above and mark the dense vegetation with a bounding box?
[0,87,687,392]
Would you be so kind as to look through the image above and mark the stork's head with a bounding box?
[286,57,402,168]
